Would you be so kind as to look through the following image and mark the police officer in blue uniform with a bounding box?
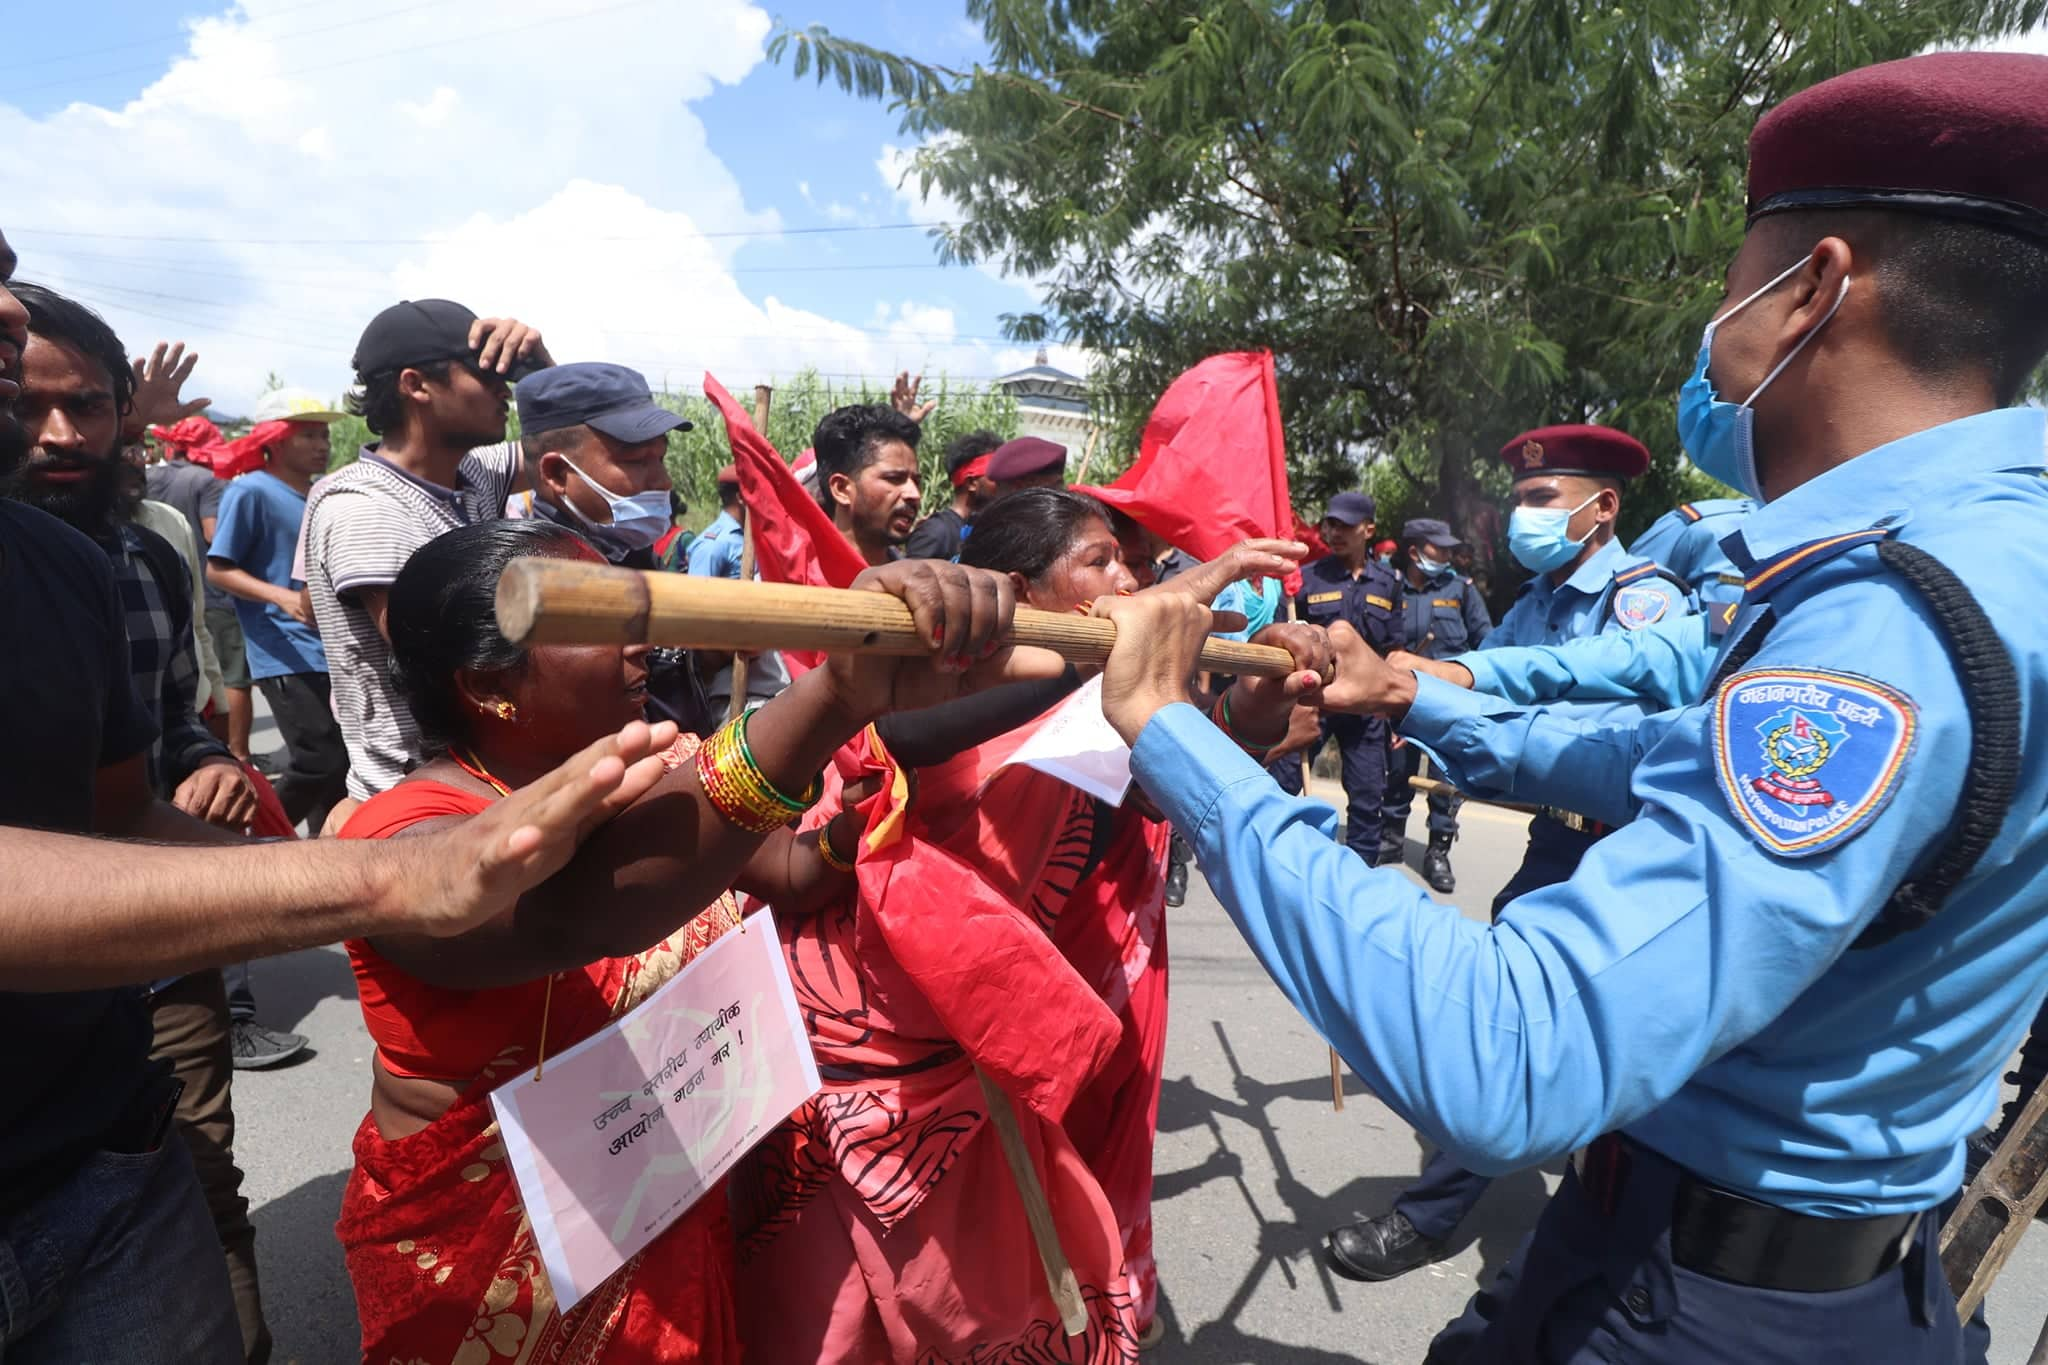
[1628,497,1756,611]
[1091,49,2048,1362]
[1270,491,1401,864]
[1378,518,1492,891]
[1324,424,1694,1282]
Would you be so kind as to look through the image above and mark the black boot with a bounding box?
[1423,833,1456,894]
[1327,1210,1447,1282]
[1165,836,1191,908]
[1376,828,1406,868]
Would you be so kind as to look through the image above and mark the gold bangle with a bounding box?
[816,823,856,873]
[695,715,822,835]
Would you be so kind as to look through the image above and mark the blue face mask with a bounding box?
[561,455,673,551]
[1507,491,1600,574]
[1677,254,1850,499]
[1418,554,1456,583]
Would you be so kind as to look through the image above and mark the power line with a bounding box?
[10,220,955,247]
[30,246,963,284]
[0,0,333,73]
[5,0,459,97]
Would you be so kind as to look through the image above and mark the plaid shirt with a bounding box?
[98,521,232,794]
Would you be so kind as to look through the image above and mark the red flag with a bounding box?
[702,374,866,673]
[1074,350,1302,592]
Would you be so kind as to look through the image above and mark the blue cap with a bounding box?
[515,363,691,443]
[1325,491,1375,526]
[1402,517,1461,548]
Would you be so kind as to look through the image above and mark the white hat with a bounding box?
[250,387,347,425]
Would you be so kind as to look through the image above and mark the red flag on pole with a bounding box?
[1074,350,1305,592]
[703,373,866,674]
[703,373,865,593]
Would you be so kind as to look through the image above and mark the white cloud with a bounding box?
[1,0,1038,410]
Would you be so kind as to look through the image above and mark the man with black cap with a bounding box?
[985,434,1067,495]
[513,362,716,733]
[1377,517,1491,892]
[904,428,1000,560]
[303,299,550,802]
[1269,490,1401,866]
[1086,50,2048,1361]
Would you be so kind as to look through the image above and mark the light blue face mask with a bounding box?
[1507,491,1600,574]
[1677,254,1850,499]
[1418,553,1456,583]
[561,455,673,550]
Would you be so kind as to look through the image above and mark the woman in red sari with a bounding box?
[731,490,1310,1359]
[334,519,1037,1365]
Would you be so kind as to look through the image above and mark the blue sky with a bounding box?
[2,0,1074,410]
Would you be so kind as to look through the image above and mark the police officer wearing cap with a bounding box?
[1092,49,2048,1361]
[1271,491,1401,865]
[1322,426,1695,1284]
[514,362,720,733]
[1378,518,1491,892]
[1630,496,1757,613]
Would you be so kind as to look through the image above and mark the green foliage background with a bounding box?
[774,0,2048,577]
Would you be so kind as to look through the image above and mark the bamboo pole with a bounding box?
[725,385,773,722]
[1941,1077,2048,1320]
[496,559,1298,679]
[1071,426,1104,487]
[975,1067,1089,1336]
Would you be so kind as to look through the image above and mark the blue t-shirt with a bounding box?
[210,470,328,680]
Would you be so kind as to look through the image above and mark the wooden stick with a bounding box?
[496,558,1298,679]
[1941,1078,2048,1320]
[1329,1046,1345,1111]
[725,385,773,722]
[1072,426,1104,487]
[975,1067,1089,1336]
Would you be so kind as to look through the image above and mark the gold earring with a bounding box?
[495,701,517,720]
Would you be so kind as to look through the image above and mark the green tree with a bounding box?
[773,0,2045,557]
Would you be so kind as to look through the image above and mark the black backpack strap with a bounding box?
[1852,540,2021,948]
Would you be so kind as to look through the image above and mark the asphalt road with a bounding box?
[230,705,2048,1362]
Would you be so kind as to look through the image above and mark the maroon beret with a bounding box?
[1748,52,2048,242]
[1499,424,1649,482]
[987,435,1067,483]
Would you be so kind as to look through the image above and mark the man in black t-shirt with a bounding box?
[0,238,245,1361]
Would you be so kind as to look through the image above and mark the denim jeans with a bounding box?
[0,1124,241,1362]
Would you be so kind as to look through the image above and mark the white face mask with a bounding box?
[560,455,672,550]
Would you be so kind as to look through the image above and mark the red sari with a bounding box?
[336,768,743,1365]
[729,727,1164,1362]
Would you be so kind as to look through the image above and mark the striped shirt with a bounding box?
[304,442,520,798]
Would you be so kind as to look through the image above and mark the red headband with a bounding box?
[950,455,994,488]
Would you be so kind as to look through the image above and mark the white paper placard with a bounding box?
[489,909,819,1309]
[1000,673,1134,805]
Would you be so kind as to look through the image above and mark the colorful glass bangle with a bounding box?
[816,823,856,873]
[1213,690,1276,755]
[695,714,823,835]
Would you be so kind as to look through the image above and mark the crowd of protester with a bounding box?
[8,48,2048,1365]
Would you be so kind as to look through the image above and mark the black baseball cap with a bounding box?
[1402,517,1462,549]
[351,299,544,382]
[1325,491,1376,526]
[515,363,691,443]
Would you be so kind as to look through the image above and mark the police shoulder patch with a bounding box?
[1712,667,1918,858]
[1612,580,1675,630]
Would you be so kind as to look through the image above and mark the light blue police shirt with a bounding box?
[686,509,744,580]
[1459,611,1717,714]
[1488,535,1685,649]
[1130,406,2048,1216]
[1628,497,1755,610]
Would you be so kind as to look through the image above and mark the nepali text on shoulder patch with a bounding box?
[1612,581,1673,629]
[1712,668,1917,857]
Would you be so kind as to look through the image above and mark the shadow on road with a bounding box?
[1152,1020,1561,1362]
[243,945,357,1036]
[254,1168,357,1365]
